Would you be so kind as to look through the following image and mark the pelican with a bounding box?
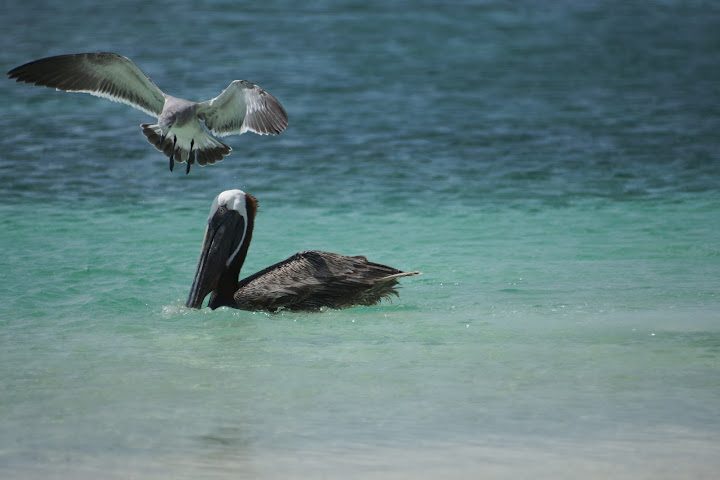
[7,52,288,174]
[186,190,420,311]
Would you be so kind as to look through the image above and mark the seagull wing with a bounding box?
[7,52,166,117]
[197,80,288,137]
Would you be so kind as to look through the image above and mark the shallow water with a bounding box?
[1,1,720,478]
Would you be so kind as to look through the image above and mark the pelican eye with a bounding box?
[217,206,228,215]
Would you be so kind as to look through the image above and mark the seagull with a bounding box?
[186,189,421,311]
[7,52,288,174]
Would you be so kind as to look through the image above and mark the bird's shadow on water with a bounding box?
[196,426,254,449]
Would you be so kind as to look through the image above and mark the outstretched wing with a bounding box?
[196,80,288,137]
[7,52,165,117]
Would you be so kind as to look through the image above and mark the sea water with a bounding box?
[1,1,719,478]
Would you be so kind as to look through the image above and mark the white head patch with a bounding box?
[208,189,248,223]
[208,189,250,268]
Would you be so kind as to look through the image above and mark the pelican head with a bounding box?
[186,189,257,309]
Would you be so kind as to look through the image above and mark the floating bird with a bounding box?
[186,190,420,311]
[7,52,288,174]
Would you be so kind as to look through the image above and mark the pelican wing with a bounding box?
[7,52,165,116]
[197,80,288,137]
[235,250,419,311]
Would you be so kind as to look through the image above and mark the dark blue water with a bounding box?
[1,1,719,478]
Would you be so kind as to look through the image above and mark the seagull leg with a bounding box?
[186,139,195,175]
[168,135,177,172]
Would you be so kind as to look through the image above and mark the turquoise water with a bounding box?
[2,1,720,478]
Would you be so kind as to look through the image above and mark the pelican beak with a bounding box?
[186,210,245,308]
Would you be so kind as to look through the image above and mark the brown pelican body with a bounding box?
[7,52,288,173]
[186,190,420,311]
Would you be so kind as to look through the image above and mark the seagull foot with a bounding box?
[169,136,177,172]
[186,139,195,175]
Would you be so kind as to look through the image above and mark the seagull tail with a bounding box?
[140,123,230,166]
[141,123,169,154]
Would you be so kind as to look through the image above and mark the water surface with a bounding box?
[1,1,719,478]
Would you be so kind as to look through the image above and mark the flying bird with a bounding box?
[186,189,420,311]
[7,52,288,174]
